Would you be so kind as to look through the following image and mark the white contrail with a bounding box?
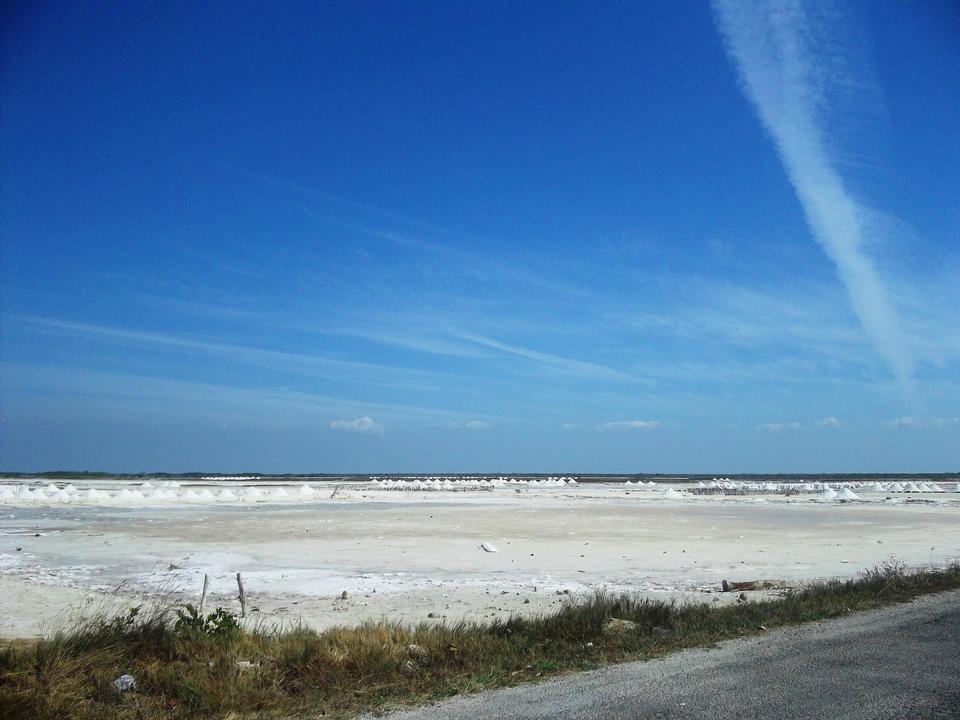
[712,0,914,394]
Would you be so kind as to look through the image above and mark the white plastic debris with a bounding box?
[113,674,136,693]
[480,542,498,553]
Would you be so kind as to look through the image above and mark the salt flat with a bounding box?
[2,478,959,637]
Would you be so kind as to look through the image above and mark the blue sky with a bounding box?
[1,1,958,473]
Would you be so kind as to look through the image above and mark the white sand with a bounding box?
[2,479,959,637]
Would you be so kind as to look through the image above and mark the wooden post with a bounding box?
[199,574,209,613]
[236,572,246,617]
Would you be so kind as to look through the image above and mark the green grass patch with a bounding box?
[2,560,958,719]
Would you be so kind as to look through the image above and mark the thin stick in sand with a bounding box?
[199,573,209,613]
[237,572,246,617]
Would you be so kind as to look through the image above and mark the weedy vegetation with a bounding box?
[2,560,958,720]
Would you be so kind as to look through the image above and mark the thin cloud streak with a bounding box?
[15,316,449,393]
[712,0,915,396]
[0,361,504,426]
[453,331,643,383]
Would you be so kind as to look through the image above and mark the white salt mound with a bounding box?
[663,488,683,499]
[837,488,860,500]
[818,488,838,501]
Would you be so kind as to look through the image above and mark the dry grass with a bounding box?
[2,560,958,720]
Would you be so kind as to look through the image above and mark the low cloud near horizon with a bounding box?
[329,416,385,435]
[448,420,490,430]
[757,421,803,431]
[887,416,960,429]
[600,420,660,430]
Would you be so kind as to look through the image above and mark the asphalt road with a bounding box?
[374,590,960,720]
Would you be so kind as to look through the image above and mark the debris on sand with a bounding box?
[480,542,498,553]
[722,579,788,592]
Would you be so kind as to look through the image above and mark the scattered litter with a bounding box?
[602,618,637,635]
[480,542,498,553]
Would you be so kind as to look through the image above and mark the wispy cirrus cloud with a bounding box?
[817,416,842,428]
[330,416,384,434]
[13,315,455,393]
[712,0,915,395]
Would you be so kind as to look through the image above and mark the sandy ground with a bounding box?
[2,481,959,637]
